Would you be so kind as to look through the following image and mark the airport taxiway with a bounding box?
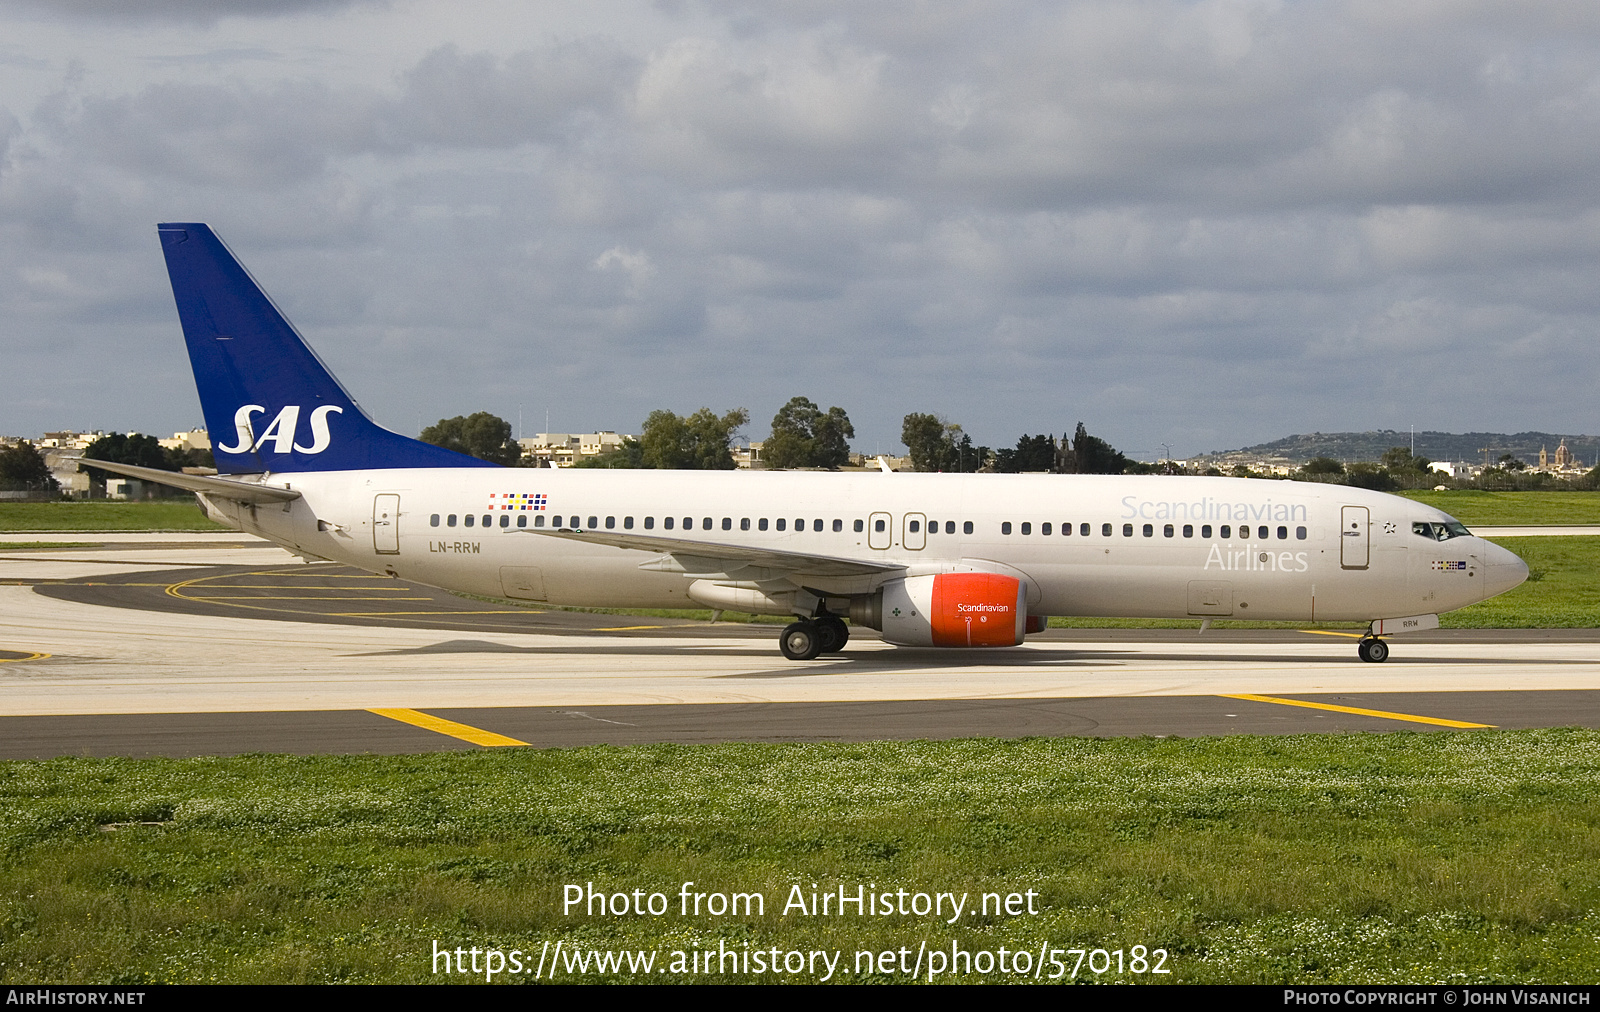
[3,532,1598,757]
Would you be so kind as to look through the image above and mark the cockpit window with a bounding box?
[1413,520,1473,541]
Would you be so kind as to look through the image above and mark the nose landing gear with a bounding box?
[1357,637,1389,663]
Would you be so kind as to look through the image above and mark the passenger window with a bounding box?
[624,516,633,530]
[832,519,843,532]
[874,519,885,532]
[1296,526,1307,540]
[500,515,509,528]
[1277,526,1287,539]
[721,517,732,531]
[465,515,475,528]
[683,517,692,530]
[606,516,616,529]
[1102,523,1112,536]
[1079,523,1089,536]
[430,514,440,527]
[517,515,527,528]
[1258,526,1269,539]
[760,518,769,531]
[1202,525,1212,538]
[1020,522,1031,535]
[1182,524,1192,538]
[963,521,974,534]
[1142,524,1153,537]
[703,518,713,530]
[813,519,823,532]
[854,519,863,533]
[664,517,674,530]
[927,520,937,534]
[946,521,956,534]
[535,515,546,528]
[1002,522,1012,535]
[1042,523,1052,535]
[1123,524,1134,537]
[741,518,750,531]
[1163,524,1174,538]
[644,516,653,530]
[796,519,805,531]
[447,514,457,527]
[910,519,921,533]
[1220,525,1231,539]
[777,519,787,531]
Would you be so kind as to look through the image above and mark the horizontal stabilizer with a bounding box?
[78,458,301,504]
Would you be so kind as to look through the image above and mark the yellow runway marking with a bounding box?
[1300,629,1366,639]
[0,651,51,664]
[1220,693,1494,729]
[367,708,528,746]
[327,609,536,616]
[592,625,666,631]
[180,595,432,601]
[171,586,416,592]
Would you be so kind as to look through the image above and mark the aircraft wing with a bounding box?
[528,528,904,579]
[77,458,301,505]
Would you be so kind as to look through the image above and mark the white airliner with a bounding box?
[89,224,1529,663]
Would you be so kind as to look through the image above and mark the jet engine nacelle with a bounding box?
[863,572,1027,648]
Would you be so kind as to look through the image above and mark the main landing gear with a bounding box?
[1357,636,1389,663]
[779,614,849,661]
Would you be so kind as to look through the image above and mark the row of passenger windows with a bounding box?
[428,513,901,532]
[426,512,1306,541]
[1002,521,1308,540]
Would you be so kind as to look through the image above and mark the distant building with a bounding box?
[39,430,106,450]
[517,431,631,467]
[1535,439,1586,476]
[158,429,210,451]
[733,441,764,469]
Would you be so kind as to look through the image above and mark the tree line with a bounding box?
[421,400,1132,473]
[1,434,217,497]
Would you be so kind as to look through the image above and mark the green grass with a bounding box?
[2,731,1598,984]
[1402,491,1600,526]
[0,501,224,532]
[1443,537,1600,628]
[0,542,99,550]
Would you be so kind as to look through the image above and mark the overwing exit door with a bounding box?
[868,512,892,550]
[1340,505,1369,569]
[374,494,400,554]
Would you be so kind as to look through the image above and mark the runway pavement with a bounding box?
[3,531,1598,758]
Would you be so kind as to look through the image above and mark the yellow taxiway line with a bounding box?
[367,708,529,747]
[1220,693,1494,729]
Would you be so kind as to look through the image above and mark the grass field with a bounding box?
[0,501,223,532]
[2,730,1597,984]
[1401,490,1600,526]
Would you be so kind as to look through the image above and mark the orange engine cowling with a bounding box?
[875,573,1027,648]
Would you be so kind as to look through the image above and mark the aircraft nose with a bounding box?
[1480,540,1529,601]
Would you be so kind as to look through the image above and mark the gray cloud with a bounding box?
[0,0,379,25]
[2,1,1599,457]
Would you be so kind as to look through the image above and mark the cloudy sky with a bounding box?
[2,1,1597,459]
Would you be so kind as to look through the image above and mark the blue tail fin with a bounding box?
[158,223,496,474]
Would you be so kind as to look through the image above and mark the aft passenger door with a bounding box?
[1340,505,1368,570]
[374,494,400,555]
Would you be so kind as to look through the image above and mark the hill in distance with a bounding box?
[1203,430,1598,468]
